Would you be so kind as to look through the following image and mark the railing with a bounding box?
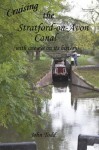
[0,142,37,150]
[77,134,99,150]
[1,135,99,150]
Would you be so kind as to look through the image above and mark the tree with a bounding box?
[0,0,69,131]
[81,0,99,52]
[74,30,95,51]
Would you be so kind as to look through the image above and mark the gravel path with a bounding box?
[87,57,99,65]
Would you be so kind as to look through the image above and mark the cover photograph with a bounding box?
[0,0,99,150]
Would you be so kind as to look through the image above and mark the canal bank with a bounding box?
[0,82,99,150]
[36,64,99,92]
[71,65,99,92]
[1,56,97,149]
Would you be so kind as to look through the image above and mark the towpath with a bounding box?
[87,57,99,65]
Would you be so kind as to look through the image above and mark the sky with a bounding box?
[66,0,99,22]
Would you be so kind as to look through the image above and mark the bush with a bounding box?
[95,49,99,59]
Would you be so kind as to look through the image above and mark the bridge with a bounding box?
[45,50,71,59]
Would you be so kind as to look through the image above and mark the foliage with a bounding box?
[33,57,51,83]
[0,0,66,131]
[77,55,90,66]
[94,32,99,49]
[46,30,74,50]
[94,49,99,60]
[74,30,95,50]
[77,55,98,66]
[0,0,67,50]
[0,51,33,127]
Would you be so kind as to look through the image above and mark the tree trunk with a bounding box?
[27,50,34,62]
[35,50,40,60]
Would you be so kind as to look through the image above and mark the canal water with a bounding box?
[35,83,99,150]
[0,82,99,150]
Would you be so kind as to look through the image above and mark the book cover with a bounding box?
[0,0,99,150]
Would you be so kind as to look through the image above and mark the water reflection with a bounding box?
[0,83,99,150]
[36,83,99,150]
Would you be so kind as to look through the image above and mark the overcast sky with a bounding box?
[66,0,98,22]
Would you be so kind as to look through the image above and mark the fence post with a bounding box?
[77,134,99,150]
[77,135,87,150]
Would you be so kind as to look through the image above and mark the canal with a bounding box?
[0,82,99,150]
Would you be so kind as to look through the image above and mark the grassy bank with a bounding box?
[76,69,99,88]
[33,56,51,83]
[75,54,99,88]
[77,55,95,66]
[68,55,95,66]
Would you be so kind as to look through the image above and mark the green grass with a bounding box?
[77,55,92,66]
[33,57,51,83]
[76,69,99,88]
[77,55,99,66]
[68,55,93,66]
